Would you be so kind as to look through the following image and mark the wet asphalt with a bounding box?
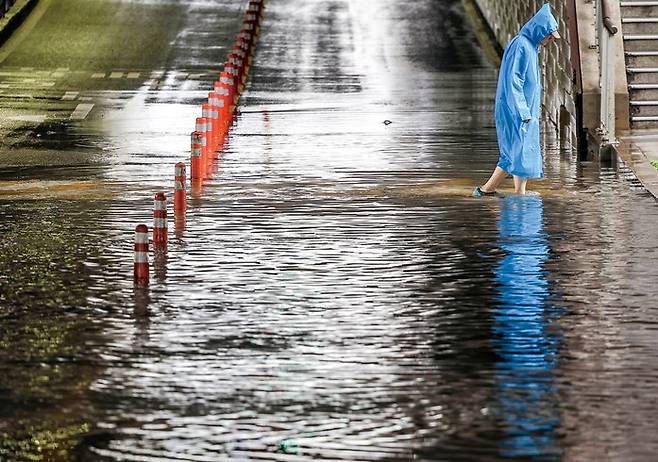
[3,0,658,461]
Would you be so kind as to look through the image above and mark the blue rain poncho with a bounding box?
[495,4,558,179]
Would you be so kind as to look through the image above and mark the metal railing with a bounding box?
[597,0,618,145]
[1,0,17,19]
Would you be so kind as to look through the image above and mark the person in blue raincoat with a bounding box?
[474,4,560,197]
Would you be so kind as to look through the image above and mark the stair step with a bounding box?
[621,3,658,16]
[623,38,658,51]
[623,18,658,22]
[627,69,658,83]
[626,51,658,55]
[624,34,658,39]
[630,100,658,104]
[629,83,658,88]
[628,67,658,72]
[622,2,658,6]
[630,103,658,117]
[632,116,658,121]
[621,22,658,35]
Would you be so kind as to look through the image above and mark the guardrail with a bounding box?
[1,0,17,18]
[597,0,618,145]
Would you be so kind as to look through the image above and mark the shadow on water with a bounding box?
[492,195,561,459]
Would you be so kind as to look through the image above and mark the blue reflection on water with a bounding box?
[492,195,561,459]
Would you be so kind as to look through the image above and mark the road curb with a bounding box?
[0,0,39,47]
[614,137,658,201]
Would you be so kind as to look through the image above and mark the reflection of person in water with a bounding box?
[492,195,561,458]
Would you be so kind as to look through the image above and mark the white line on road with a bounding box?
[70,103,94,120]
[9,115,47,123]
[91,73,105,79]
[79,96,93,101]
[61,91,79,100]
[127,72,140,79]
[109,72,123,79]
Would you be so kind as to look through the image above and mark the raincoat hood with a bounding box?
[519,4,559,48]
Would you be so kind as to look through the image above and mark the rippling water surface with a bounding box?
[2,0,658,460]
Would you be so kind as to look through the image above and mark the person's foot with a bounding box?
[472,186,502,197]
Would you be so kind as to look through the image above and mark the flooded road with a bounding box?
[2,0,658,460]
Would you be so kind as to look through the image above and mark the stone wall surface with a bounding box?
[472,0,577,139]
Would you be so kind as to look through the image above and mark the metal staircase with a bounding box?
[622,1,658,127]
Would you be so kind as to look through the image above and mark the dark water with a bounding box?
[2,0,658,460]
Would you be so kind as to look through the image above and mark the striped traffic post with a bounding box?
[191,131,205,180]
[208,91,227,136]
[134,224,149,286]
[196,116,211,159]
[202,103,219,149]
[153,192,168,247]
[174,162,186,215]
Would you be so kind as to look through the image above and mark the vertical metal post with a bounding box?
[597,0,618,145]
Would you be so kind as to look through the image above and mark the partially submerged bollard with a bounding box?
[174,162,187,215]
[134,224,149,286]
[153,192,168,247]
[196,116,211,158]
[191,131,205,180]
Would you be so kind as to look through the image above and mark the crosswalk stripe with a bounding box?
[61,91,79,100]
[70,103,94,120]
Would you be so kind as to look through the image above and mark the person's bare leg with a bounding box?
[481,167,508,193]
[513,176,527,195]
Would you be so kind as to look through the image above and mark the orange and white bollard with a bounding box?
[174,162,186,215]
[219,72,239,105]
[191,131,205,180]
[196,116,211,157]
[153,192,168,247]
[134,224,149,286]
[213,82,234,125]
[202,103,219,148]
[224,62,242,89]
[208,91,227,135]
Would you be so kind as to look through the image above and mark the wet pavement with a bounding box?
[2,0,658,460]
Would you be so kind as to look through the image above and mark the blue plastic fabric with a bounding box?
[495,4,558,179]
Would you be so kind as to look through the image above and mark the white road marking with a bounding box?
[51,71,66,78]
[150,71,164,77]
[41,82,56,87]
[176,72,189,79]
[79,96,93,101]
[9,115,47,123]
[70,103,94,120]
[109,72,123,79]
[0,83,10,89]
[56,67,69,72]
[189,73,206,79]
[61,91,79,100]
[20,67,34,71]
[127,72,140,79]
[91,73,105,79]
[22,78,35,83]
